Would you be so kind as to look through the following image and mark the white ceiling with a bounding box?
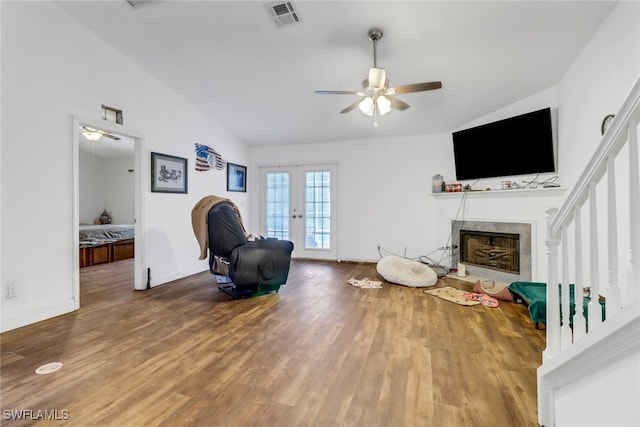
[56,1,616,147]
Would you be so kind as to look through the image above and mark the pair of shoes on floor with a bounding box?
[472,280,513,302]
[463,292,499,307]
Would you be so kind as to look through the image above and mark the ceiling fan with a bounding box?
[80,126,121,141]
[315,28,442,127]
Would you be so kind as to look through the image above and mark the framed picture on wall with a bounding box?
[227,163,247,192]
[151,152,188,193]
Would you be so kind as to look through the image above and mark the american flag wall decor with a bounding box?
[195,143,226,171]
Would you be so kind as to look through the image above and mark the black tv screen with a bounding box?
[452,107,557,180]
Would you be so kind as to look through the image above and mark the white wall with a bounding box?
[250,133,454,263]
[104,156,135,225]
[79,151,135,225]
[1,1,249,332]
[79,149,108,224]
[558,1,640,192]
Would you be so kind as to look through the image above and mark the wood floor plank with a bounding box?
[1,259,545,426]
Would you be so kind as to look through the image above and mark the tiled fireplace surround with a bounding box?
[451,219,533,283]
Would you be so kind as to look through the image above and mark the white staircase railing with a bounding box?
[538,75,640,426]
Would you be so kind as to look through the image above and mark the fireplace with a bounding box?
[452,220,532,283]
[460,230,520,274]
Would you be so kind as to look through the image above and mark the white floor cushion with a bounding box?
[376,255,438,288]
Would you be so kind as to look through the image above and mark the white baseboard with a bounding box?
[1,266,211,331]
[0,299,76,333]
[147,264,209,289]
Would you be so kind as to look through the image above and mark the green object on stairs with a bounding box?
[508,282,606,325]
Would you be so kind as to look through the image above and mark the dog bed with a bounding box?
[376,255,438,288]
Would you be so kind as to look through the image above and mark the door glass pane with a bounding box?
[265,172,289,240]
[304,170,331,249]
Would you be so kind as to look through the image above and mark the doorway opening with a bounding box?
[72,116,145,309]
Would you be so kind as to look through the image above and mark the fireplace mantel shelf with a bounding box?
[431,187,566,198]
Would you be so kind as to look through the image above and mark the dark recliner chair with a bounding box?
[207,201,294,298]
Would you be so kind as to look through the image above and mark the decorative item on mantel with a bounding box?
[432,174,444,193]
[99,207,112,224]
[445,183,463,192]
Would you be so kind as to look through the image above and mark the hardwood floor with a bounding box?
[1,259,545,426]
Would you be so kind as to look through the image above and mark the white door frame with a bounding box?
[258,163,338,260]
[72,116,146,309]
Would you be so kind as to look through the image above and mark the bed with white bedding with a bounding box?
[79,224,135,245]
[79,224,135,267]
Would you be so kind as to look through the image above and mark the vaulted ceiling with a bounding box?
[56,1,616,146]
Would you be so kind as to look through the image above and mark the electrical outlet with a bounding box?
[7,283,19,299]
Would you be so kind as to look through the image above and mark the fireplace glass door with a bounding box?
[460,230,520,274]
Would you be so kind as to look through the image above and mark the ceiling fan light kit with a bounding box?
[358,95,391,117]
[82,130,102,141]
[315,27,442,127]
[80,126,121,141]
[368,67,386,89]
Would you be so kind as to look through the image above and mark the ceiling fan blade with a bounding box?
[387,81,442,95]
[387,96,410,111]
[315,90,362,95]
[340,100,362,114]
[102,133,121,141]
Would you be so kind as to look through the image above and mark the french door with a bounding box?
[259,164,337,260]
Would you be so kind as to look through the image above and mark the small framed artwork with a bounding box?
[227,163,247,192]
[151,152,188,193]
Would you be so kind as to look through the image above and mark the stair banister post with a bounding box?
[607,154,621,316]
[560,224,572,348]
[573,206,586,340]
[628,120,639,304]
[588,183,603,330]
[544,207,561,360]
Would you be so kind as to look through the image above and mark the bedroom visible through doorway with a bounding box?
[78,129,135,267]
[73,116,145,309]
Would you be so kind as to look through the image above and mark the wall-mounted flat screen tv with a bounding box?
[452,107,557,181]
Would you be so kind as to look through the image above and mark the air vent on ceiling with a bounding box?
[265,1,301,28]
[126,0,159,9]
